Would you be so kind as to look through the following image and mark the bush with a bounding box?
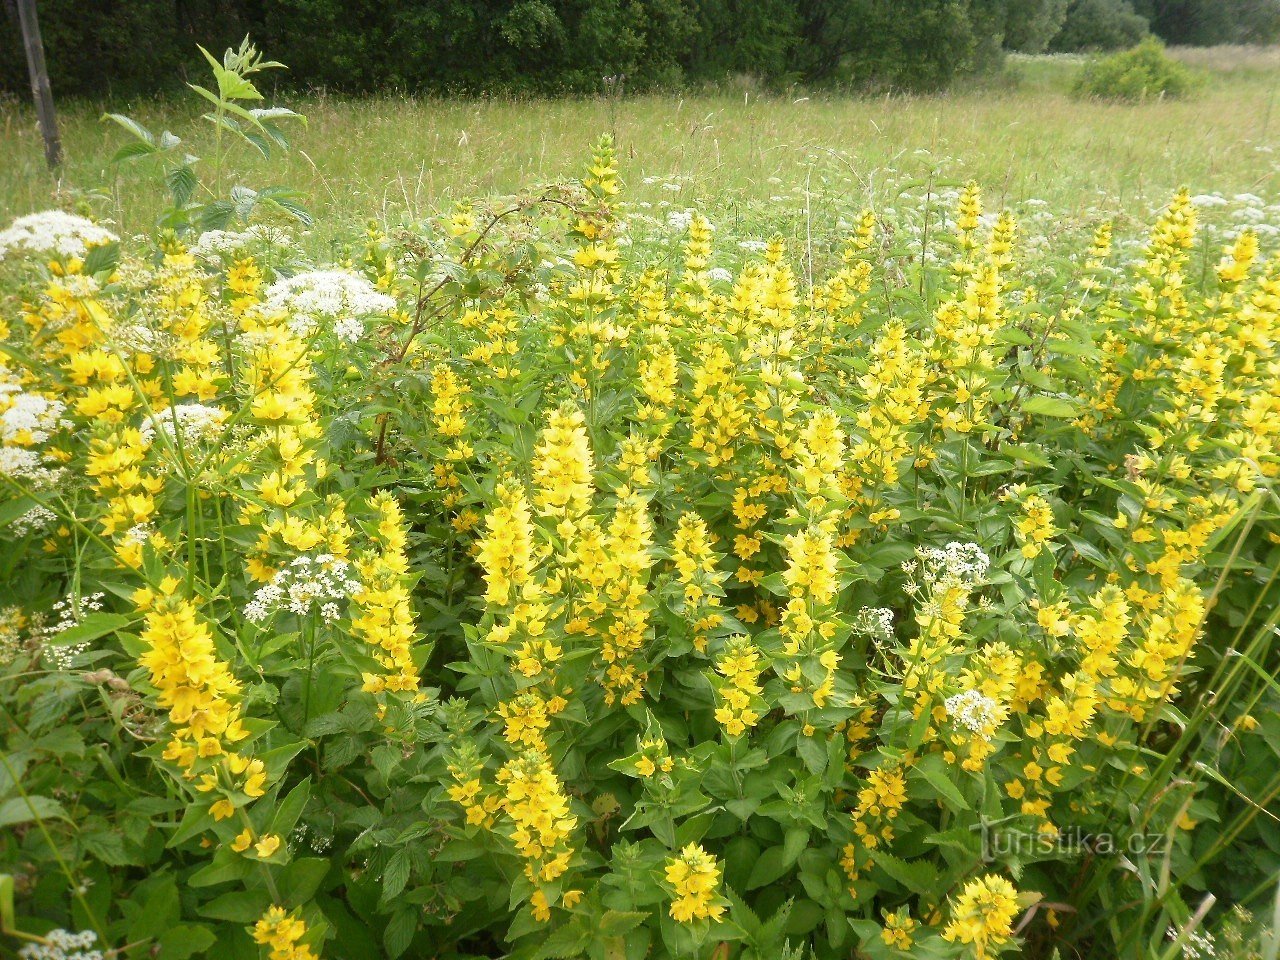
[1050,0,1149,50]
[1072,36,1198,99]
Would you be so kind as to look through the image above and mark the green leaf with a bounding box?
[1022,395,1080,418]
[599,911,649,938]
[0,796,68,828]
[110,140,158,163]
[383,908,417,959]
[47,613,131,649]
[911,753,971,810]
[83,241,120,276]
[198,889,273,923]
[166,164,198,209]
[102,113,155,146]
[747,845,791,890]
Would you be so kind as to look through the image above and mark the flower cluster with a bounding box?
[260,269,395,342]
[664,844,726,923]
[0,210,117,259]
[244,554,360,624]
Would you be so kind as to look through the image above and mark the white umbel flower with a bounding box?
[0,211,117,259]
[261,269,395,343]
[139,403,228,447]
[19,928,104,960]
[944,689,1003,740]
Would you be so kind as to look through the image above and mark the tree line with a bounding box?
[2,0,1278,98]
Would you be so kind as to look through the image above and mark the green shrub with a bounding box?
[1072,37,1198,100]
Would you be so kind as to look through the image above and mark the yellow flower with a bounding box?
[943,874,1020,958]
[664,843,725,923]
[251,906,318,960]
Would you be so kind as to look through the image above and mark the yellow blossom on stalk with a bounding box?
[1005,488,1056,559]
[955,181,984,256]
[881,908,917,950]
[138,581,246,760]
[429,362,471,444]
[685,213,714,273]
[781,525,839,606]
[351,493,421,696]
[713,635,765,736]
[664,843,725,923]
[448,742,500,828]
[670,512,725,651]
[594,495,655,705]
[851,764,908,848]
[251,906,318,960]
[496,751,577,917]
[532,407,594,523]
[477,483,538,606]
[943,874,1020,959]
[795,408,845,497]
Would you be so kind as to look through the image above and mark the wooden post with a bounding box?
[15,0,61,169]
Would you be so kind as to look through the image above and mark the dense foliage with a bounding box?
[1050,0,1150,53]
[3,45,1280,960]
[1072,37,1199,100]
[3,0,1279,98]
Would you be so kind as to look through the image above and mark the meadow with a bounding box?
[3,52,1280,250]
[3,44,1280,960]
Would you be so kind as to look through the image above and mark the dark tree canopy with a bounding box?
[2,0,1277,99]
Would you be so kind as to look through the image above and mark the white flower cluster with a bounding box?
[0,211,117,260]
[851,606,895,641]
[738,239,769,254]
[944,689,1003,739]
[11,504,56,538]
[2,391,67,444]
[261,269,395,343]
[666,209,696,231]
[19,929,103,960]
[139,403,228,448]
[910,541,991,588]
[1167,927,1217,960]
[190,224,294,261]
[706,267,733,283]
[244,554,360,624]
[35,592,106,670]
[0,447,67,489]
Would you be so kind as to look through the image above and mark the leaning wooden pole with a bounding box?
[15,0,61,169]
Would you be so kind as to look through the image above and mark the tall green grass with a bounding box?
[2,54,1280,250]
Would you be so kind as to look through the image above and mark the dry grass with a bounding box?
[1170,44,1280,73]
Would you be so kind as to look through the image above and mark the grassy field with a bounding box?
[2,51,1280,250]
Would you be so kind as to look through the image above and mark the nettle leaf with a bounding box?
[380,848,412,904]
[83,241,120,276]
[166,164,198,209]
